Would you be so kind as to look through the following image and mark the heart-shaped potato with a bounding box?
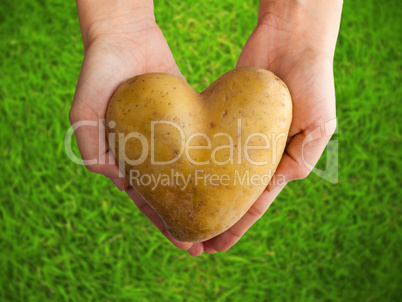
[106,67,292,242]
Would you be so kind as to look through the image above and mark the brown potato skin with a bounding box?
[106,67,292,242]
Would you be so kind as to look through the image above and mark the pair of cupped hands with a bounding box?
[70,3,341,256]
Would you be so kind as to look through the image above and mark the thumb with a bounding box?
[236,26,270,69]
[166,63,187,82]
[267,118,336,191]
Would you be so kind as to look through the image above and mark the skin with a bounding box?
[70,0,182,188]
[187,0,343,256]
[70,0,343,256]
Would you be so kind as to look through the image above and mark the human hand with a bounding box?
[185,0,343,256]
[70,1,195,250]
[69,1,184,187]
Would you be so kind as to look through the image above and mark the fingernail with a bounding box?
[110,178,124,191]
[267,184,276,192]
[267,183,282,192]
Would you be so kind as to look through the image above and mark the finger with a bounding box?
[144,31,187,82]
[207,188,283,252]
[236,26,270,69]
[203,241,217,254]
[167,64,187,82]
[110,177,130,191]
[267,118,336,191]
[69,105,124,178]
[187,242,204,257]
[125,187,193,251]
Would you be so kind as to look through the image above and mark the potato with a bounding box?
[106,67,292,242]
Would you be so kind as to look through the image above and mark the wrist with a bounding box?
[257,0,343,59]
[76,0,155,50]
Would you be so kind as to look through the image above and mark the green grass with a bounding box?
[0,0,401,301]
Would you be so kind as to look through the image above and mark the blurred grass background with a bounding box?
[0,0,401,301]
